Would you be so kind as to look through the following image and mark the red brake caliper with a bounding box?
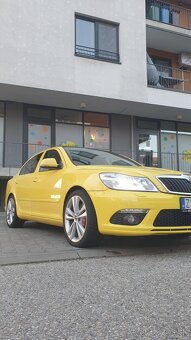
[81,217,87,228]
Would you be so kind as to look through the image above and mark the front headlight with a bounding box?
[99,173,158,191]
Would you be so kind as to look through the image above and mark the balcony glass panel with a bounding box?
[146,0,191,30]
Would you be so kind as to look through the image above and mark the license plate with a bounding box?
[180,197,191,212]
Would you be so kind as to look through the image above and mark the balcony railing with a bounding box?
[75,45,120,63]
[147,62,191,93]
[0,142,191,173]
[137,150,191,172]
[146,0,191,30]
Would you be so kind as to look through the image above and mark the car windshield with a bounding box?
[63,147,140,166]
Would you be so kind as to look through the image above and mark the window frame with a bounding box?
[19,152,43,175]
[75,14,120,63]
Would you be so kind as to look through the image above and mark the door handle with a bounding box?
[33,178,39,183]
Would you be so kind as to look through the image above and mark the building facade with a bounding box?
[0,0,191,209]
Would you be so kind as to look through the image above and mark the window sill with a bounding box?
[75,53,121,64]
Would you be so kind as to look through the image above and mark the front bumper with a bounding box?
[89,190,191,236]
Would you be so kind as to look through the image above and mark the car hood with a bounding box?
[76,165,186,192]
[77,165,182,177]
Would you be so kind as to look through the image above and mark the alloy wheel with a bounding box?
[7,197,16,226]
[65,195,87,243]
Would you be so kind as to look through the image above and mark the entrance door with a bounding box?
[23,106,54,162]
[137,131,159,167]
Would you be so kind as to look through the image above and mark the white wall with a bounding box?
[0,0,147,103]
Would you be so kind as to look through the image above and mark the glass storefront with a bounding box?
[137,118,191,171]
[55,110,110,150]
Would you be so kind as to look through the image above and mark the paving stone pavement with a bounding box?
[0,213,191,265]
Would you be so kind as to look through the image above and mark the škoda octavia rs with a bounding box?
[5,146,191,247]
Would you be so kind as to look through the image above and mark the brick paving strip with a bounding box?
[0,213,191,265]
[0,214,126,265]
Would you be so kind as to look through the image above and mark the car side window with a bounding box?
[19,153,43,175]
[39,149,63,172]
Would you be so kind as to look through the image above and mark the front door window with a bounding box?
[138,132,158,167]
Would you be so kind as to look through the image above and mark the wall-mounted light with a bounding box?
[177,114,183,120]
[80,102,87,108]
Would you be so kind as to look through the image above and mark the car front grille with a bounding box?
[157,176,191,194]
[154,209,191,227]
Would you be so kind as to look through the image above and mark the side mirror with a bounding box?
[39,158,62,170]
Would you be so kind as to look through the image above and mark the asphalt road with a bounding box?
[1,216,191,339]
[1,247,191,339]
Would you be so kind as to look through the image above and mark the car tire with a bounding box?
[64,189,100,248]
[6,195,24,228]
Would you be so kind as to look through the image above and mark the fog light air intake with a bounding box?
[110,209,149,226]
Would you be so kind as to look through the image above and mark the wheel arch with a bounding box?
[63,186,98,220]
[5,193,14,208]
[64,185,92,205]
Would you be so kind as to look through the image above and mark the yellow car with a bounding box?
[5,146,191,247]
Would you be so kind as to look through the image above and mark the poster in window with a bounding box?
[84,126,109,150]
[28,124,51,157]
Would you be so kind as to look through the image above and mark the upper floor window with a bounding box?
[75,15,120,63]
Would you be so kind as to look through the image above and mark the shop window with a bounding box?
[24,106,53,161]
[84,126,110,150]
[84,112,110,149]
[27,107,52,120]
[178,133,191,172]
[28,124,51,158]
[56,123,83,147]
[160,121,177,170]
[55,109,82,124]
[177,122,191,133]
[160,131,177,170]
[75,15,119,63]
[137,119,158,130]
[161,120,176,131]
[84,112,109,127]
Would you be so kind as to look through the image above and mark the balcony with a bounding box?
[147,61,191,93]
[146,0,191,30]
